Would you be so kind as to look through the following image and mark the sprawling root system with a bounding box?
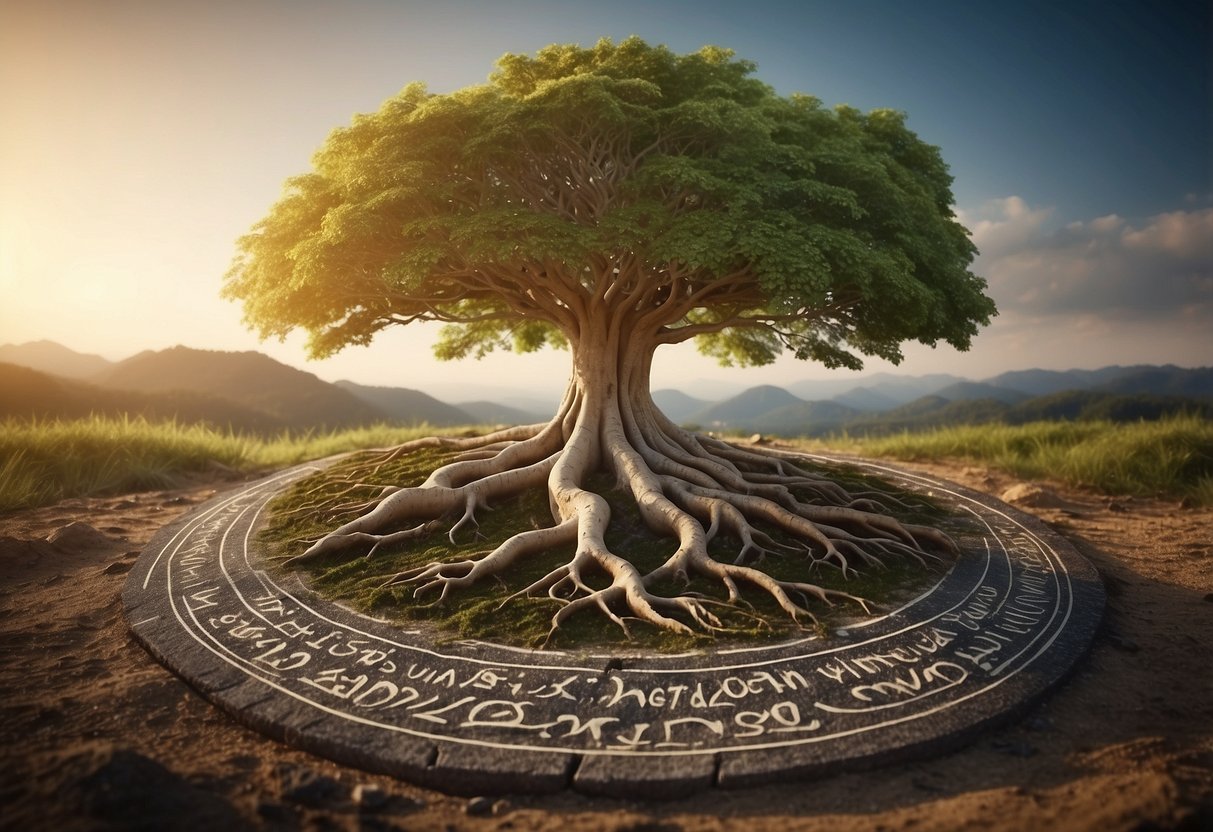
[285,367,955,643]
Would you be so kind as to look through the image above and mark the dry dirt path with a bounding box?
[1,460,1210,831]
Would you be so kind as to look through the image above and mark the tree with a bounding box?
[225,37,996,639]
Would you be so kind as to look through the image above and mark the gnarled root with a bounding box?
[285,380,955,643]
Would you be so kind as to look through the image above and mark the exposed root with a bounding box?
[282,374,958,644]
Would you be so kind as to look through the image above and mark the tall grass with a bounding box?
[4,413,1211,513]
[803,414,1213,505]
[0,415,453,512]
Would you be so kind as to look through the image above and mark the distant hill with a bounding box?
[933,381,1030,405]
[336,380,473,426]
[1091,366,1213,399]
[982,365,1213,399]
[829,386,901,412]
[750,400,861,436]
[982,368,1105,396]
[846,396,1010,436]
[789,373,963,406]
[0,362,288,433]
[685,383,1212,439]
[693,385,802,428]
[455,400,549,426]
[0,341,114,380]
[97,347,385,431]
[652,389,712,423]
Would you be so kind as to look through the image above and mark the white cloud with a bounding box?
[958,196,1053,258]
[1121,208,1213,259]
[967,199,1213,323]
[936,198,1213,372]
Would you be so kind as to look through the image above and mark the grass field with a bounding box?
[2,413,1210,513]
[0,416,455,512]
[796,413,1213,506]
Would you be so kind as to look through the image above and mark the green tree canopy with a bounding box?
[225,36,994,372]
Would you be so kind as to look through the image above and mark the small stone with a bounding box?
[46,521,115,551]
[1000,483,1064,508]
[1106,632,1141,653]
[101,561,131,575]
[748,433,766,444]
[465,796,494,816]
[1107,501,1127,513]
[353,783,389,812]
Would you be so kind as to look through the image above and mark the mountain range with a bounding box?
[1,340,1210,437]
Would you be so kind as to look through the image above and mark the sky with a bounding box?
[2,0,1209,402]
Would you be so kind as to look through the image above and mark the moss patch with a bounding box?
[259,447,963,652]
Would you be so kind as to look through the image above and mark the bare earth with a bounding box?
[1,459,1211,831]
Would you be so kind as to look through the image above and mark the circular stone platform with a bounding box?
[122,453,1104,797]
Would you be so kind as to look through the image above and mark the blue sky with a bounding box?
[2,0,1209,400]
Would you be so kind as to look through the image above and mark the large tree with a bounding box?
[225,38,995,638]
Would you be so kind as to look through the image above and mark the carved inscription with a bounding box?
[138,461,1084,758]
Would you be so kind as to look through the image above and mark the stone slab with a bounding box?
[123,453,1104,796]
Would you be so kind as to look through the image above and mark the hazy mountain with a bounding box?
[750,400,861,436]
[788,373,963,405]
[652,389,712,423]
[933,381,1030,405]
[848,395,1010,435]
[1091,366,1213,399]
[336,380,473,426]
[0,362,289,433]
[693,385,803,427]
[983,369,1080,396]
[97,346,385,431]
[455,400,549,425]
[978,365,1206,397]
[829,386,901,412]
[0,340,114,380]
[423,383,563,415]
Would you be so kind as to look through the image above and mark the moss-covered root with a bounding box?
[288,370,956,643]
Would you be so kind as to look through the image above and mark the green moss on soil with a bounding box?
[258,446,963,652]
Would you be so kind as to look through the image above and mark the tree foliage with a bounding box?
[225,36,994,372]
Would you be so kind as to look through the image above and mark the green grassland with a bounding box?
[794,414,1213,506]
[0,415,456,512]
[2,413,1210,514]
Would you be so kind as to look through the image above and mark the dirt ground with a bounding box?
[1,458,1211,831]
